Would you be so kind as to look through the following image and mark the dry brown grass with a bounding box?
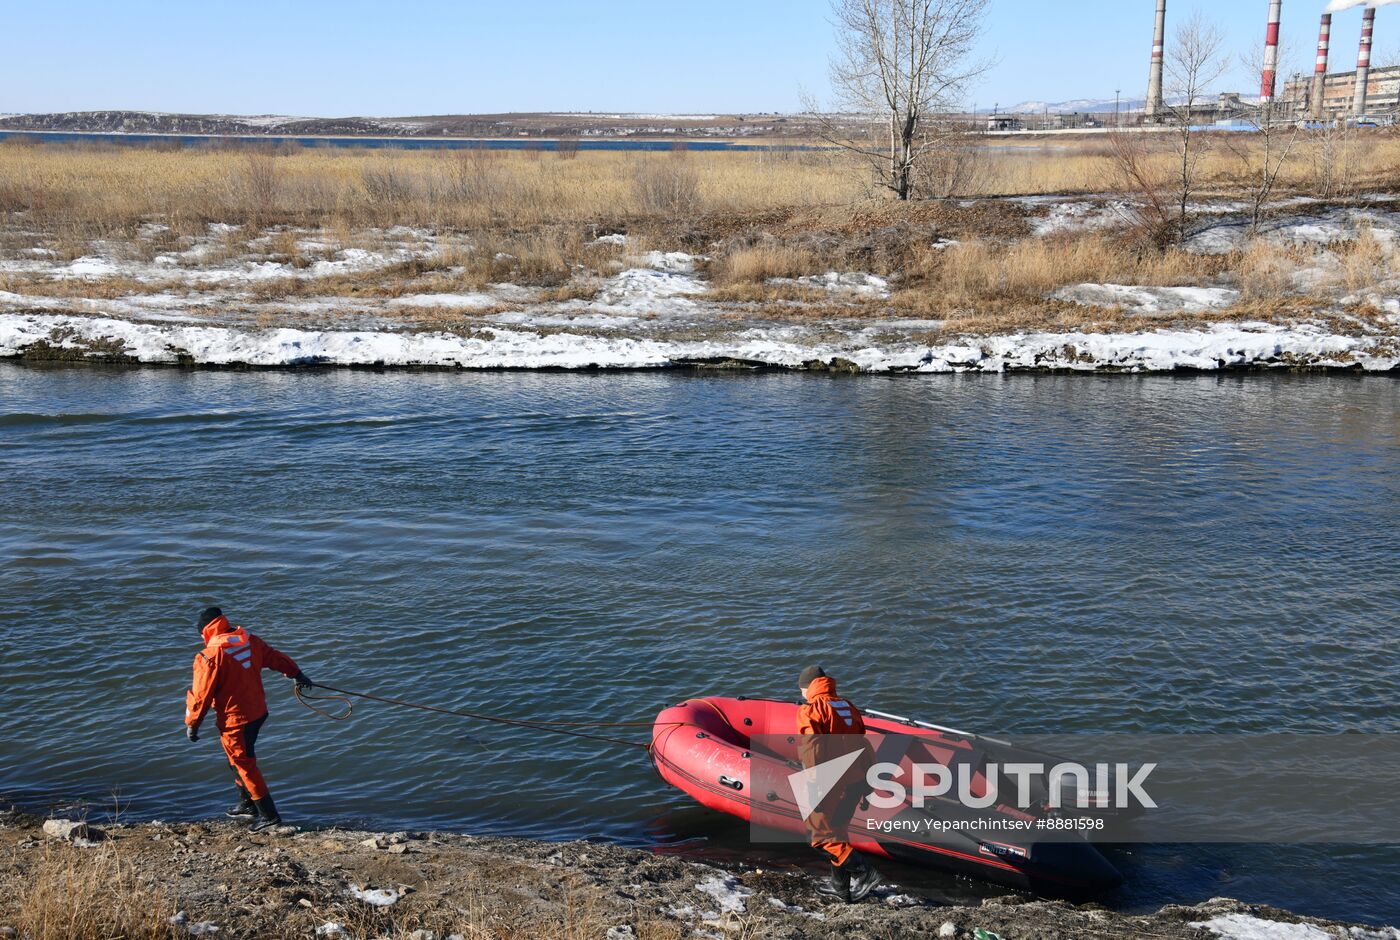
[0,142,861,236]
[3,133,1395,242]
[965,131,1400,197]
[712,244,824,284]
[1329,228,1392,296]
[891,234,1228,314]
[5,843,174,940]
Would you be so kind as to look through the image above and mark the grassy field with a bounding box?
[1,133,1398,335]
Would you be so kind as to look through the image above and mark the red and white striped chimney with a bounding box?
[1311,12,1332,119]
[1146,0,1167,121]
[1353,5,1375,116]
[1261,0,1284,102]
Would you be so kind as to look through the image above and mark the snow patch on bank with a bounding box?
[347,885,399,907]
[1029,200,1132,236]
[630,250,701,273]
[596,267,705,309]
[2,312,1395,373]
[694,874,752,915]
[1191,914,1332,939]
[770,271,891,297]
[1053,283,1240,314]
[386,292,500,311]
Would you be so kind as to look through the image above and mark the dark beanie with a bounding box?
[799,665,827,687]
[197,606,224,630]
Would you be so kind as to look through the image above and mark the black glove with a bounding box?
[293,671,314,691]
[186,725,199,743]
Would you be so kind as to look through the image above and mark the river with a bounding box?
[1,364,1397,923]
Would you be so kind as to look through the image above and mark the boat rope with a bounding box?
[294,681,666,750]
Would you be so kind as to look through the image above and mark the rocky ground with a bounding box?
[0,810,1393,940]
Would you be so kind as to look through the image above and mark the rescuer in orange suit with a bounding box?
[185,606,313,832]
[797,665,881,903]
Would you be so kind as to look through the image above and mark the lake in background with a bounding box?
[2,364,1397,923]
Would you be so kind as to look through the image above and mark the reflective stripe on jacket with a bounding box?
[185,616,299,731]
[796,676,874,774]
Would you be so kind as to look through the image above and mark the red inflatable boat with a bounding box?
[651,696,1124,894]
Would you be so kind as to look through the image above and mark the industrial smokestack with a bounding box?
[1146,0,1167,121]
[1261,0,1284,102]
[1311,12,1332,119]
[1353,5,1375,116]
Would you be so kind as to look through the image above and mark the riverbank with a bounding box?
[2,811,1390,940]
[3,150,1399,372]
[2,309,1397,372]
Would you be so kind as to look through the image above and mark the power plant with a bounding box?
[1148,0,1398,124]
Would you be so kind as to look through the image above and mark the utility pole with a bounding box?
[1114,88,1121,126]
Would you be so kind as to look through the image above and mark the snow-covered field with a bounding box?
[1,200,1397,373]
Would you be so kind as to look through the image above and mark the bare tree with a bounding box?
[1160,13,1228,243]
[1104,14,1226,247]
[814,0,991,200]
[1232,38,1302,232]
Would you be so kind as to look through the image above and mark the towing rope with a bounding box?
[294,682,665,750]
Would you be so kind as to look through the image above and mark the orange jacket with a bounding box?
[796,676,873,773]
[185,616,299,732]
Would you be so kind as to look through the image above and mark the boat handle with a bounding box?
[719,775,744,791]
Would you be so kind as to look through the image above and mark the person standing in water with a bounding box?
[184,606,313,832]
[796,665,881,902]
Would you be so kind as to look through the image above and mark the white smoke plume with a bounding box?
[1324,0,1397,12]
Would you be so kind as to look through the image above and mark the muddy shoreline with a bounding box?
[0,809,1389,939]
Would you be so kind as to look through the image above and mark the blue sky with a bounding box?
[1,1,1391,115]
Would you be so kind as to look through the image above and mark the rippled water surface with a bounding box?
[2,364,1398,922]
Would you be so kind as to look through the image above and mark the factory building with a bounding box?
[1282,66,1400,119]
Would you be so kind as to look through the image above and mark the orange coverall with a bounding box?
[184,616,300,800]
[797,676,875,866]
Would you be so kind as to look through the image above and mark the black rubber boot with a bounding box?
[846,853,882,902]
[225,784,255,819]
[816,860,852,903]
[248,796,282,833]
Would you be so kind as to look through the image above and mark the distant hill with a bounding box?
[0,110,815,139]
[984,98,1148,115]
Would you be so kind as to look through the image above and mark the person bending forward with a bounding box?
[185,606,312,832]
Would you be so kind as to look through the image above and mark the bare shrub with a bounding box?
[1106,130,1176,245]
[631,159,700,217]
[1306,123,1360,198]
[911,137,987,198]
